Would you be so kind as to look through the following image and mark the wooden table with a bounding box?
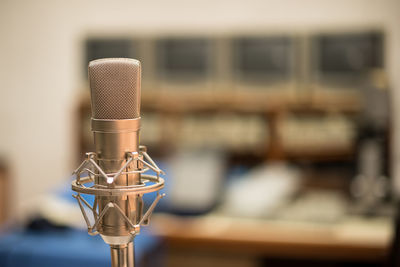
[150,213,393,263]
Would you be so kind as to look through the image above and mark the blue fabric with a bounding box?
[0,227,159,267]
[0,160,168,267]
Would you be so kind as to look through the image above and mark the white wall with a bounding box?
[0,0,399,219]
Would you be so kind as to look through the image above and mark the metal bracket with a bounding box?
[73,192,165,236]
[72,146,164,185]
[71,145,166,237]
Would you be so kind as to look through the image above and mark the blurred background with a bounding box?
[1,0,400,266]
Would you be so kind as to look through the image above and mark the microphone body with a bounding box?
[89,59,142,245]
[92,119,141,243]
[72,58,165,267]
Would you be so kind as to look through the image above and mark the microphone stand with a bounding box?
[111,243,134,267]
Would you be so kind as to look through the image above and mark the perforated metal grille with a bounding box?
[89,58,141,119]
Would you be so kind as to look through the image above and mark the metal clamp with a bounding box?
[73,192,165,236]
[72,146,164,185]
[71,145,165,237]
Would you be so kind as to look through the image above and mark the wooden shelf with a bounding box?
[77,89,362,114]
[77,90,360,162]
[141,90,362,114]
[282,146,355,161]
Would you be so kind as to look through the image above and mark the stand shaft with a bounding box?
[110,242,134,267]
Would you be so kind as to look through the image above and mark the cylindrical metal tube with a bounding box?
[110,243,134,267]
[92,118,142,239]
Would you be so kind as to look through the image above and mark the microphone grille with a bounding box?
[89,58,141,119]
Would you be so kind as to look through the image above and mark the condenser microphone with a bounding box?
[90,58,142,264]
[72,58,165,267]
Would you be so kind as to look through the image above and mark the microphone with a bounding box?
[72,58,165,267]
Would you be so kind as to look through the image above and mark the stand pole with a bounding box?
[110,242,134,267]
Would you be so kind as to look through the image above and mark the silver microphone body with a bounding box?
[92,119,141,242]
[73,58,165,267]
[89,58,142,265]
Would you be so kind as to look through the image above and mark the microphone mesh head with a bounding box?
[89,58,141,119]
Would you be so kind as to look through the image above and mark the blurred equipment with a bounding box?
[167,149,226,214]
[351,69,390,215]
[351,139,388,214]
[219,163,300,218]
[280,114,356,155]
[179,113,267,151]
[312,31,383,90]
[157,37,212,80]
[72,58,165,267]
[233,36,294,81]
[232,36,297,93]
[276,190,348,223]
